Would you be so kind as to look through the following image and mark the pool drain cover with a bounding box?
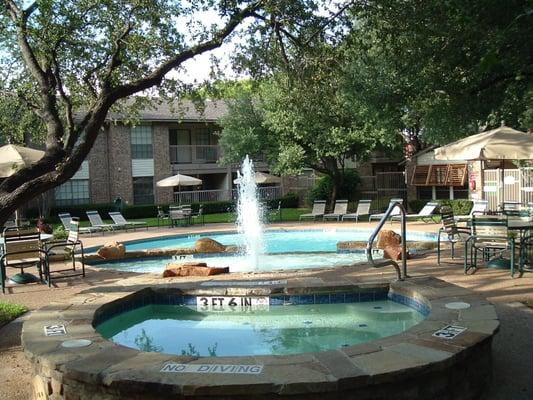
[445,302,471,310]
[61,339,92,348]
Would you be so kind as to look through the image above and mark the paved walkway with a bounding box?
[1,221,532,399]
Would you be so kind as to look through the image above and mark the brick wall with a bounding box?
[107,124,133,204]
[152,123,173,204]
[88,128,110,204]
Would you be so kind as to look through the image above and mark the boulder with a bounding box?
[194,238,227,253]
[376,230,402,249]
[97,241,126,260]
[163,262,229,277]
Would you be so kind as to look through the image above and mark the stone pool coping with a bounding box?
[22,276,498,399]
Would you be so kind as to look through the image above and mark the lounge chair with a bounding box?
[454,200,488,223]
[109,211,147,230]
[45,217,85,284]
[1,228,48,293]
[157,206,170,227]
[86,210,120,232]
[391,201,439,223]
[342,200,372,222]
[58,212,100,235]
[323,200,348,221]
[502,201,521,216]
[369,198,404,221]
[299,200,327,221]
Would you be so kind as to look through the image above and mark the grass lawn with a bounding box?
[0,301,28,326]
[53,208,311,230]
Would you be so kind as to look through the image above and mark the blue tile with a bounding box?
[289,295,313,305]
[270,296,286,305]
[330,293,345,304]
[359,292,373,302]
[344,292,359,303]
[182,296,196,306]
[314,294,330,304]
[374,291,388,301]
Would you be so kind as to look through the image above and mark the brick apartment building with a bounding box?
[55,100,275,207]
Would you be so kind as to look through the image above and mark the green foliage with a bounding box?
[408,200,429,214]
[53,225,68,240]
[307,170,360,204]
[436,200,473,216]
[0,301,28,325]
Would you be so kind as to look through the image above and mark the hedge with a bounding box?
[408,199,473,216]
[31,193,299,223]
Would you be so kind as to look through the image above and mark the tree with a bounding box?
[219,44,387,202]
[0,0,328,225]
[343,0,532,149]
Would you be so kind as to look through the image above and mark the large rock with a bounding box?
[97,241,126,260]
[194,238,227,253]
[376,230,409,261]
[163,262,229,277]
[376,230,402,248]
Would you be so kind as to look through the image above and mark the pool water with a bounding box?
[125,229,436,253]
[92,252,369,273]
[96,300,424,356]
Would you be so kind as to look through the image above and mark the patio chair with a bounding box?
[157,206,170,227]
[109,211,147,230]
[58,212,101,235]
[392,202,439,223]
[464,215,514,274]
[169,206,190,227]
[528,202,533,216]
[455,200,488,223]
[323,199,349,221]
[369,198,404,222]
[502,201,521,216]
[191,205,205,225]
[437,206,471,265]
[86,210,120,232]
[342,200,371,223]
[0,228,48,294]
[517,234,533,278]
[45,217,85,284]
[299,200,327,221]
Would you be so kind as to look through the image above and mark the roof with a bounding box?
[106,99,228,123]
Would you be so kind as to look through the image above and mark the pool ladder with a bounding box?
[365,201,408,281]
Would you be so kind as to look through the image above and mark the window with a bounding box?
[55,180,90,206]
[133,177,154,204]
[131,125,153,159]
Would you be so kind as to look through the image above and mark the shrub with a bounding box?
[265,193,299,209]
[436,199,472,216]
[408,200,428,213]
[53,225,68,240]
[307,170,361,205]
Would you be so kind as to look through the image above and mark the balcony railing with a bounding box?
[169,145,220,164]
[173,186,282,204]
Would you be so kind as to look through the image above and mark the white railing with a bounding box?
[169,145,220,164]
[173,186,283,204]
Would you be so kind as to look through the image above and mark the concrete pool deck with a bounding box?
[1,220,533,399]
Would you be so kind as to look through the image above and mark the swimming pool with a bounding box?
[124,229,436,253]
[96,300,425,356]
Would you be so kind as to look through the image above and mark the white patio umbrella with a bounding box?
[157,173,202,205]
[434,126,533,161]
[233,171,282,185]
[156,173,203,187]
[0,144,45,177]
[0,144,45,223]
[434,126,533,208]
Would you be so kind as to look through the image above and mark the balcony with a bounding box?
[169,145,220,164]
[173,186,282,204]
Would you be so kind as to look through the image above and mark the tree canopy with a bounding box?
[0,0,330,223]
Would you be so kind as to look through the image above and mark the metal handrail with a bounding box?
[365,201,408,281]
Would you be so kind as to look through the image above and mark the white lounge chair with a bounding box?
[391,201,439,223]
[86,210,120,232]
[109,212,147,230]
[342,200,372,222]
[323,200,349,221]
[454,200,488,223]
[369,198,404,221]
[58,212,100,235]
[299,200,327,221]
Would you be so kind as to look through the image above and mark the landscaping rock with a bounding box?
[194,238,226,253]
[96,242,126,260]
[163,262,229,277]
[337,241,366,251]
[376,230,402,248]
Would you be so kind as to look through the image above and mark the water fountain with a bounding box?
[236,155,264,270]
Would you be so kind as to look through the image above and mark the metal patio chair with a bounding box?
[342,200,371,223]
[299,200,327,221]
[437,206,471,265]
[323,199,349,221]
